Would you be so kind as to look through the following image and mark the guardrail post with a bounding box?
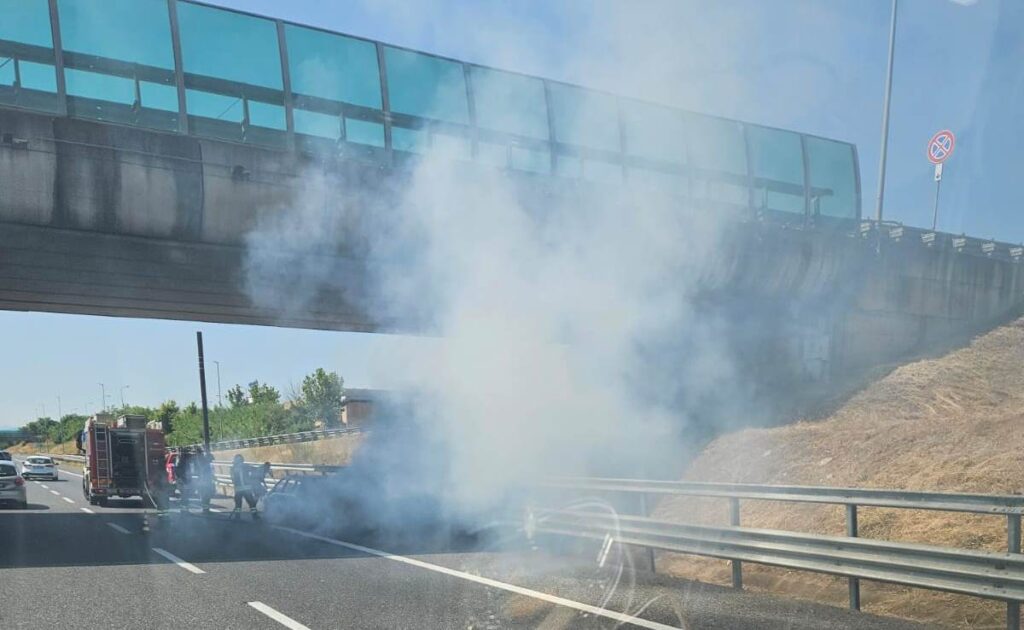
[846,504,861,611]
[1008,513,1021,630]
[638,492,656,573]
[729,497,742,589]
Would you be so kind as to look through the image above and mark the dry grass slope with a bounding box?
[655,317,1024,628]
[217,433,364,466]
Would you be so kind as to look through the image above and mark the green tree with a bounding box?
[155,400,180,434]
[184,401,199,416]
[247,380,281,405]
[299,368,344,427]
[227,384,247,408]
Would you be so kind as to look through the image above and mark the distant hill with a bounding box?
[656,317,1024,628]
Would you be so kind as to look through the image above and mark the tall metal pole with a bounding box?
[57,395,63,453]
[196,332,211,451]
[931,173,943,231]
[874,0,899,224]
[98,383,107,412]
[213,360,222,407]
[120,385,129,409]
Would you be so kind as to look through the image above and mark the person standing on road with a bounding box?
[174,450,192,512]
[196,447,215,514]
[253,461,272,502]
[230,454,259,520]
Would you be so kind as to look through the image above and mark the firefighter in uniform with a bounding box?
[229,454,259,520]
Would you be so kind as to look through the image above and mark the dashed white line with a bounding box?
[151,547,205,574]
[40,484,49,489]
[60,469,83,478]
[49,490,60,496]
[80,507,95,514]
[247,602,311,630]
[275,526,680,630]
[209,508,223,513]
[107,522,131,534]
[62,497,74,504]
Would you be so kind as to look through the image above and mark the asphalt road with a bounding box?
[0,458,929,630]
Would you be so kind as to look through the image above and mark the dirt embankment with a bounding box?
[6,440,75,455]
[656,317,1024,628]
[216,433,364,466]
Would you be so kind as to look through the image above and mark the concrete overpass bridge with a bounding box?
[1,0,1023,404]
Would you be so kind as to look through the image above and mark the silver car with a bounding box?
[0,461,27,509]
[21,456,58,480]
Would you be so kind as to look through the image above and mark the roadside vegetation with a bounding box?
[657,317,1024,628]
[14,368,346,449]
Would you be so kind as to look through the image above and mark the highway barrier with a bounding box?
[544,477,1024,630]
[176,426,363,453]
[209,460,344,495]
[43,453,344,496]
[48,447,1024,627]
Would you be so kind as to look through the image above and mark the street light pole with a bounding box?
[57,395,63,453]
[874,0,899,224]
[98,383,107,412]
[120,385,130,409]
[213,360,222,407]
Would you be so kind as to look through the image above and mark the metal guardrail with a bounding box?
[211,460,344,474]
[46,453,84,463]
[537,510,1024,599]
[209,460,344,493]
[547,477,1024,629]
[174,426,363,453]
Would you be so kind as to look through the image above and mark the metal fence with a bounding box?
[43,453,344,494]
[208,460,344,494]
[172,426,363,453]
[544,477,1024,630]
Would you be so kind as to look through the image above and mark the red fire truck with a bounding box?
[80,414,168,507]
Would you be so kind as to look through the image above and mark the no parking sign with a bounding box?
[927,130,955,165]
[927,129,955,231]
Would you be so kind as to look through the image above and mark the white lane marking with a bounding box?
[40,484,49,489]
[60,469,83,478]
[80,507,95,514]
[49,490,60,496]
[247,602,312,630]
[151,547,205,574]
[107,522,131,535]
[62,497,74,504]
[275,526,680,630]
[209,508,223,513]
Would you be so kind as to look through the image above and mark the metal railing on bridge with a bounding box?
[543,477,1024,630]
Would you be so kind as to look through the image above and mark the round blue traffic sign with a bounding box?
[927,130,955,164]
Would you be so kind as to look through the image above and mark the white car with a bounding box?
[21,456,58,480]
[0,461,27,509]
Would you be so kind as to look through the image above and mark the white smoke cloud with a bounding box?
[242,1,774,525]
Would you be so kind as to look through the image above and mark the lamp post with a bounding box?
[874,0,899,224]
[57,395,63,453]
[120,385,130,410]
[213,360,222,407]
[98,383,107,412]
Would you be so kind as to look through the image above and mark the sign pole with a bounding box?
[926,130,955,232]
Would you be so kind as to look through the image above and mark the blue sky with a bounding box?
[2,0,1022,428]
